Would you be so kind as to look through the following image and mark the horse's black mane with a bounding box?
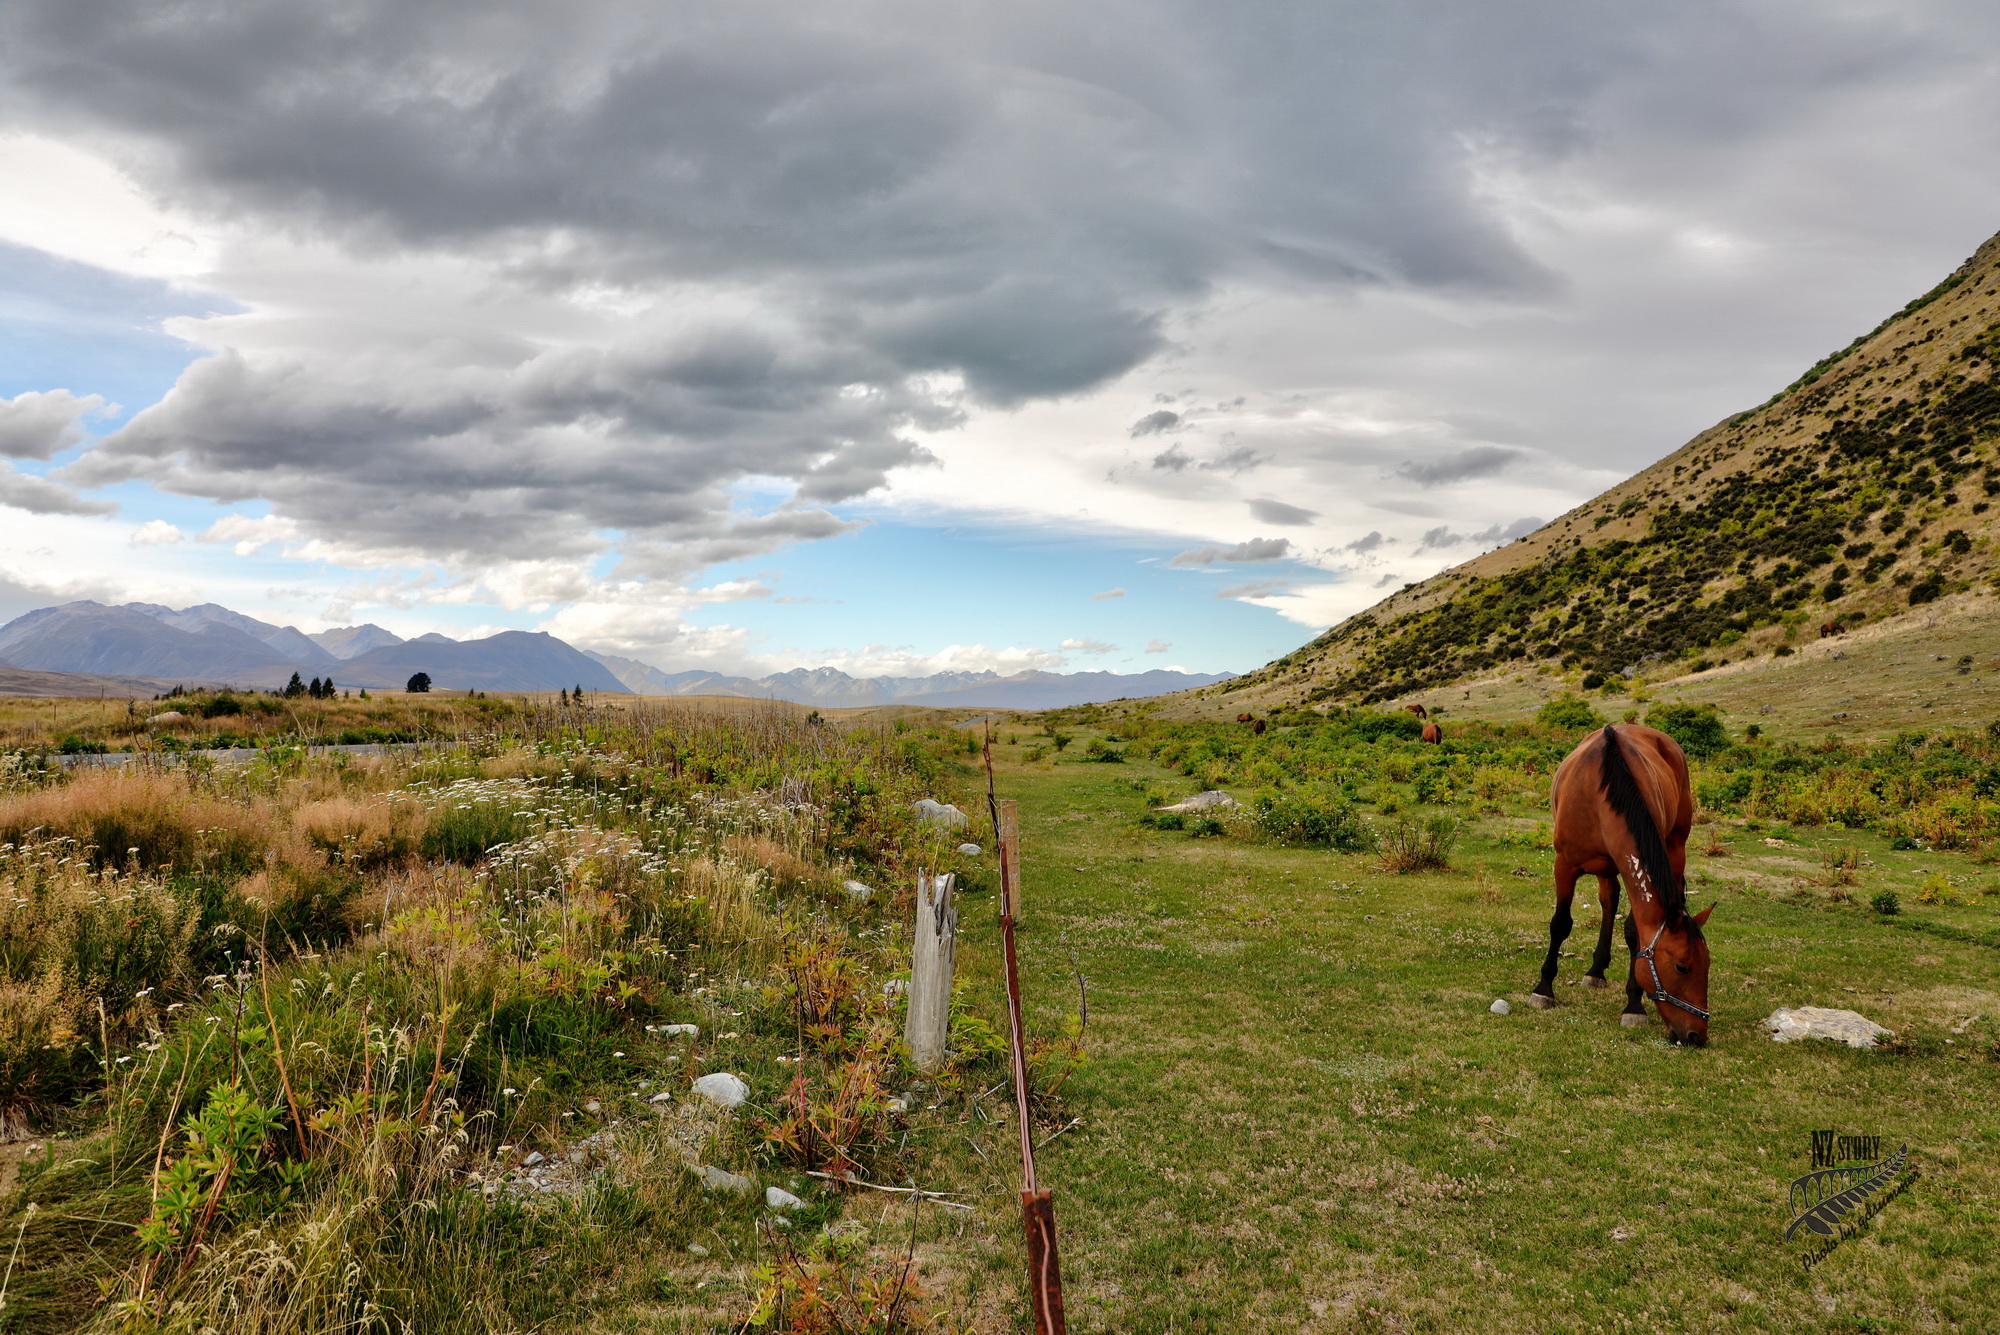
[1598,725,1688,926]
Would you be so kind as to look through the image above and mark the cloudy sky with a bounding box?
[4,0,2000,678]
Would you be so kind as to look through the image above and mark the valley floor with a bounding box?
[950,751,1998,1333]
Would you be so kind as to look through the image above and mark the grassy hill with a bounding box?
[1208,228,2000,716]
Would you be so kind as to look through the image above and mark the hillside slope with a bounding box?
[1209,227,2000,713]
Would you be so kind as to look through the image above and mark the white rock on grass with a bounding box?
[1157,790,1237,814]
[693,1072,750,1108]
[841,880,874,902]
[765,1186,806,1212]
[692,1164,754,1194]
[1764,1007,1893,1049]
[650,1091,673,1104]
[1489,999,1512,1015]
[653,1023,699,1038]
[957,843,983,856]
[912,799,970,829]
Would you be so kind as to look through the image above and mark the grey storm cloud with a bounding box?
[1395,445,1523,487]
[1130,410,1180,437]
[1168,536,1291,567]
[1343,530,1390,553]
[4,0,1992,570]
[1417,516,1544,551]
[0,390,104,460]
[1249,498,1317,526]
[0,464,117,516]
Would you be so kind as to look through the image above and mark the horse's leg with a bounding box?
[1530,857,1581,1008]
[1620,911,1649,1027]
[1583,873,1619,986]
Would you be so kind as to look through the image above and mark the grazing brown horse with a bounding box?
[1818,620,1843,639]
[1236,713,1254,723]
[1420,721,1442,744]
[1252,718,1267,735]
[1404,703,1429,720]
[1532,724,1713,1045]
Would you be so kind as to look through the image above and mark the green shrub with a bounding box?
[1645,702,1730,758]
[1251,789,1371,850]
[1537,696,1603,730]
[1871,889,1900,915]
[1378,815,1460,872]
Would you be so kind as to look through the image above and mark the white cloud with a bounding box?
[129,519,184,545]
[1090,587,1126,600]
[1145,639,1172,653]
[1059,637,1118,654]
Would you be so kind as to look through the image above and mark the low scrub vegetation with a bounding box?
[0,700,1032,1332]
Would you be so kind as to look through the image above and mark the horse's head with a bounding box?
[1648,903,1713,1046]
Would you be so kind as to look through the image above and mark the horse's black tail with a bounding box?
[1598,725,1686,925]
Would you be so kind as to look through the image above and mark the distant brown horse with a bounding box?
[1252,718,1267,735]
[1420,722,1441,744]
[1404,703,1429,720]
[1235,713,1254,723]
[1533,724,1713,1046]
[1818,621,1843,639]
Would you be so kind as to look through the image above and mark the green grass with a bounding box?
[949,748,2000,1333]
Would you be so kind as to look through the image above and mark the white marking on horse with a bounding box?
[1625,853,1654,902]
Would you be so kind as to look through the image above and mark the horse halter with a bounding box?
[1637,919,1711,1022]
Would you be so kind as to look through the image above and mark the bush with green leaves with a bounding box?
[1645,702,1731,758]
[1537,696,1604,730]
[1251,789,1371,850]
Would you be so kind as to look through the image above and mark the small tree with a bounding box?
[1645,702,1730,758]
[406,672,432,694]
[283,672,305,699]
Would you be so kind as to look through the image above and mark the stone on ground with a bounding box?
[956,843,982,856]
[1489,998,1511,1015]
[1764,1006,1893,1048]
[693,1072,750,1108]
[841,879,874,902]
[692,1164,754,1194]
[912,799,969,829]
[1157,790,1237,814]
[765,1186,806,1212]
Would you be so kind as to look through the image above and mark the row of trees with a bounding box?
[282,673,343,700]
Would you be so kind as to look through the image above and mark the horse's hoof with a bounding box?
[1526,994,1557,1009]
[1621,1013,1650,1028]
[1581,976,1608,989]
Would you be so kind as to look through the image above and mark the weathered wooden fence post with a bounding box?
[905,871,957,1073]
[996,799,1021,921]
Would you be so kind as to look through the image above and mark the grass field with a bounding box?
[0,698,1994,1334]
[952,745,1999,1333]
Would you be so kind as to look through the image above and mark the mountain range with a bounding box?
[0,602,629,694]
[585,652,1233,708]
[0,601,1232,706]
[1207,225,2000,715]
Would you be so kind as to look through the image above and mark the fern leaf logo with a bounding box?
[1785,1144,1909,1240]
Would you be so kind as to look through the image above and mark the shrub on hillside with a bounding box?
[1251,789,1371,850]
[1645,702,1730,758]
[1537,695,1603,730]
[1378,815,1459,873]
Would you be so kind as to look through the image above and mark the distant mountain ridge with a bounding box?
[0,599,1230,706]
[0,602,628,694]
[585,651,1232,709]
